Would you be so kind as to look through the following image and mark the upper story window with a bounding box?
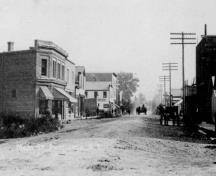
[71,71,74,84]
[78,72,81,87]
[41,59,47,76]
[67,69,69,83]
[57,63,61,79]
[103,91,107,98]
[62,65,65,80]
[53,60,56,78]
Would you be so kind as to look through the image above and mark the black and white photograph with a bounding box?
[0,0,216,175]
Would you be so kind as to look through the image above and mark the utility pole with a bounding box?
[170,32,196,118]
[159,75,169,105]
[162,63,178,107]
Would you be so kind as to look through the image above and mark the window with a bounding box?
[41,59,47,76]
[39,100,48,114]
[53,60,56,78]
[78,72,81,87]
[57,63,61,79]
[94,91,98,98]
[71,71,74,83]
[12,89,16,98]
[85,91,88,97]
[103,91,107,98]
[52,100,62,117]
[62,65,65,80]
[67,69,69,83]
[68,102,73,114]
[103,104,109,108]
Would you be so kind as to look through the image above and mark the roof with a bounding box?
[66,58,75,65]
[85,82,110,91]
[0,40,69,58]
[75,66,85,75]
[197,35,216,48]
[86,73,116,82]
[39,86,54,100]
[35,40,68,58]
[53,87,77,103]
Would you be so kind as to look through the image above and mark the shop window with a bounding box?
[41,59,47,76]
[103,104,109,108]
[68,102,74,114]
[94,91,98,98]
[52,100,62,118]
[103,91,107,98]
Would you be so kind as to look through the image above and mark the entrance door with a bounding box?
[52,100,63,120]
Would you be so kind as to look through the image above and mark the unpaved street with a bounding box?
[0,115,216,176]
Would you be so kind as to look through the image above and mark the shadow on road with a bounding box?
[139,116,211,144]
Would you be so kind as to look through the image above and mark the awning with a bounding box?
[174,99,183,106]
[53,87,77,103]
[110,102,120,108]
[113,103,120,108]
[39,86,54,100]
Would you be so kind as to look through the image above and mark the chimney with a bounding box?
[34,40,40,49]
[7,42,14,52]
[204,24,207,36]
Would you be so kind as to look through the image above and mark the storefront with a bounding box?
[38,86,77,120]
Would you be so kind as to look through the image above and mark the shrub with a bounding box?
[0,115,61,139]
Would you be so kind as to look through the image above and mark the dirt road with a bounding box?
[0,115,216,176]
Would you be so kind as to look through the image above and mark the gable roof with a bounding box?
[86,73,116,82]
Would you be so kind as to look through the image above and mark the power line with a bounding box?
[162,63,178,106]
[159,75,170,105]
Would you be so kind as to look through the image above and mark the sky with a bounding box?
[0,0,216,100]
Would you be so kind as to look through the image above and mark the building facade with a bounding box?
[0,40,77,120]
[196,35,216,123]
[75,66,86,117]
[85,73,119,113]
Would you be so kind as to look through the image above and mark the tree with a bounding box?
[117,72,139,110]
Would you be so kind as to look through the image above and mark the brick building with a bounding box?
[0,40,77,120]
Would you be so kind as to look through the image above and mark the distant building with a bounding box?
[85,73,120,113]
[196,34,216,123]
[0,40,77,120]
[171,88,182,105]
[75,66,86,117]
